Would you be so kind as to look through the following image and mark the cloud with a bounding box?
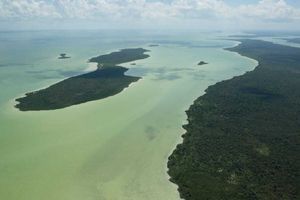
[0,0,299,28]
[0,0,60,19]
[238,0,300,21]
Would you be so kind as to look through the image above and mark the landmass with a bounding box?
[285,38,300,44]
[198,61,208,66]
[228,35,257,39]
[16,48,150,111]
[168,39,300,200]
[229,31,300,38]
[58,53,71,59]
[149,44,159,47]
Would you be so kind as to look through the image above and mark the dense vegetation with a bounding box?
[58,53,70,59]
[168,40,300,200]
[16,48,150,111]
[89,48,149,66]
[198,61,208,66]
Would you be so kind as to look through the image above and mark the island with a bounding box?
[198,61,208,66]
[15,48,150,111]
[168,40,300,200]
[58,53,71,59]
[285,38,300,44]
[149,44,159,47]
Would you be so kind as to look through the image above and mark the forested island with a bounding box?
[168,40,300,200]
[16,48,150,111]
[58,53,70,59]
[198,61,208,66]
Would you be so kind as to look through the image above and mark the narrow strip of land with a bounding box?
[285,38,300,44]
[16,48,150,111]
[168,39,300,200]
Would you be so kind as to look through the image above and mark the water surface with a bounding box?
[0,30,256,200]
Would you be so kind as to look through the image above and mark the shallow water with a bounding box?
[0,30,256,200]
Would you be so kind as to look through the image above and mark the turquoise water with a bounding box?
[0,30,256,200]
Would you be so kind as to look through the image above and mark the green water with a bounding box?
[0,31,256,200]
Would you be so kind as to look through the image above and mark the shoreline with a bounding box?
[1,34,265,200]
[14,48,150,111]
[167,39,300,199]
[166,39,260,198]
[166,40,259,200]
[12,61,100,112]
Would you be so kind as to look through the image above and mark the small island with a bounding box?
[149,44,159,47]
[16,48,150,111]
[58,53,71,59]
[198,61,208,66]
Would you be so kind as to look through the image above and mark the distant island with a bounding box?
[285,38,300,44]
[16,48,150,111]
[58,53,71,59]
[168,40,300,199]
[198,61,208,66]
[149,44,159,47]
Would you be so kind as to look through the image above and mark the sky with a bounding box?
[0,0,300,31]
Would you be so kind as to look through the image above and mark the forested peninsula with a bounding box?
[168,40,300,200]
[16,48,150,111]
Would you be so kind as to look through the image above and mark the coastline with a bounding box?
[12,61,99,111]
[166,39,255,198]
[167,39,300,199]
[166,41,259,200]
[14,48,150,111]
[0,33,261,200]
